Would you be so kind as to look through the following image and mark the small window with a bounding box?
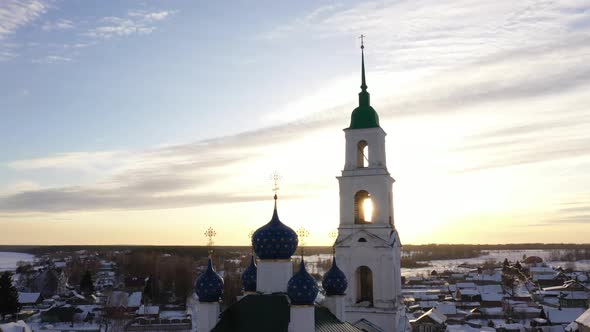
[357,140,369,168]
[356,266,373,304]
[354,190,373,224]
[358,238,367,243]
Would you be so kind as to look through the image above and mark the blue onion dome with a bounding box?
[322,257,348,296]
[241,256,257,292]
[252,196,298,260]
[287,260,319,305]
[195,258,224,303]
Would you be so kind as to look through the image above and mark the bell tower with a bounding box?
[334,38,403,332]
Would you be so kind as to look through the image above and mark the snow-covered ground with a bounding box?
[302,250,590,277]
[402,249,590,277]
[0,252,35,272]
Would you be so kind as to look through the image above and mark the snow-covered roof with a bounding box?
[0,321,32,332]
[446,324,495,332]
[545,307,586,324]
[478,284,503,294]
[128,291,142,308]
[575,308,590,327]
[457,282,477,289]
[481,293,503,302]
[136,305,159,315]
[435,303,458,316]
[458,289,480,296]
[494,322,524,331]
[18,292,40,304]
[416,308,447,324]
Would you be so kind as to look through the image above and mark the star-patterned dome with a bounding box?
[287,259,319,305]
[252,196,298,260]
[241,255,257,292]
[194,257,224,303]
[322,257,348,296]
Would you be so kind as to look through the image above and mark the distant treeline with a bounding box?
[403,243,590,251]
[2,243,590,258]
[0,245,331,257]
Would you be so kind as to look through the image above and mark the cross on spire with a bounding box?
[359,34,367,92]
[271,171,281,200]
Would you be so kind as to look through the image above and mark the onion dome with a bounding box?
[322,257,348,296]
[252,196,298,260]
[349,41,380,129]
[194,258,224,303]
[287,259,319,305]
[241,256,257,292]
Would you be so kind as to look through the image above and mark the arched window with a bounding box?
[357,140,368,168]
[354,190,373,224]
[358,238,367,243]
[356,266,373,304]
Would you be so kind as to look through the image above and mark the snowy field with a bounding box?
[302,250,590,277]
[401,249,590,277]
[0,252,35,272]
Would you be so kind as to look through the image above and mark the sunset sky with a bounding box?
[1,0,589,245]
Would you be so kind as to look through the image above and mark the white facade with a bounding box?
[288,306,315,332]
[335,125,403,332]
[196,301,220,332]
[257,260,293,294]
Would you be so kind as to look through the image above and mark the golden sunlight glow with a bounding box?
[363,198,373,222]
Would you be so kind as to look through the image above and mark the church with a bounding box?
[192,42,407,332]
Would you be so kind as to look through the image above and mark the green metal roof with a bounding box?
[211,294,362,332]
[349,102,379,129]
[348,44,380,130]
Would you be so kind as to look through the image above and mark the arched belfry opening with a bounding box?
[356,266,373,304]
[354,190,373,224]
[357,140,369,168]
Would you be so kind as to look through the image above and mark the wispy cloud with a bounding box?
[0,0,48,40]
[0,0,48,60]
[85,10,174,39]
[42,18,74,31]
[31,54,72,64]
[7,151,124,171]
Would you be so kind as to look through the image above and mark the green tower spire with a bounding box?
[349,35,380,129]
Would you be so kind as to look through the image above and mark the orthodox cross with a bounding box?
[297,226,310,259]
[204,226,216,254]
[359,34,365,49]
[270,171,281,198]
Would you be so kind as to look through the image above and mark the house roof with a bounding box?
[211,294,361,332]
[481,293,503,302]
[414,308,447,324]
[575,308,590,327]
[435,303,457,316]
[18,292,41,304]
[545,307,586,324]
[128,292,142,307]
[136,305,159,315]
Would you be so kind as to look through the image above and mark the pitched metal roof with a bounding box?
[211,294,362,332]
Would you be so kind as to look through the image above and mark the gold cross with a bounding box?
[270,171,281,196]
[204,227,216,248]
[359,34,365,48]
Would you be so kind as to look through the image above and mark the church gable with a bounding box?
[336,229,392,247]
